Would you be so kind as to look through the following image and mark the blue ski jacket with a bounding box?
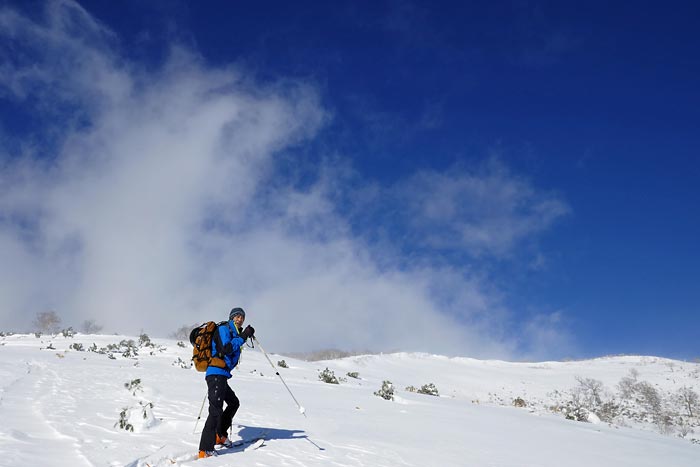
[205,320,245,379]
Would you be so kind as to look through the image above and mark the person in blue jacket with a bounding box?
[198,307,255,459]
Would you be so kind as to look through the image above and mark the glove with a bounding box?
[240,325,255,340]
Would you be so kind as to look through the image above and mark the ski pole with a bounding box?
[193,391,207,433]
[252,336,306,417]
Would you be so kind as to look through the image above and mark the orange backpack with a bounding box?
[189,321,227,372]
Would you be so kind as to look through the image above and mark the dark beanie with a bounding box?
[229,307,245,320]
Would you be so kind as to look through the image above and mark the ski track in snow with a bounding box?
[0,334,698,467]
[0,360,92,466]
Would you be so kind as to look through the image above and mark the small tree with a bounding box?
[33,310,61,334]
[138,333,152,347]
[277,360,289,368]
[374,380,394,401]
[319,368,339,384]
[574,376,604,408]
[677,386,699,418]
[618,370,639,399]
[81,319,103,334]
[170,323,198,341]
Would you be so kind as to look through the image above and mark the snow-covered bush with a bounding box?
[417,383,439,396]
[61,327,76,338]
[115,402,158,433]
[118,339,139,358]
[173,357,191,369]
[278,360,289,368]
[513,397,527,407]
[116,407,134,432]
[347,371,360,379]
[138,333,152,347]
[70,342,84,351]
[374,380,394,401]
[125,378,143,396]
[319,367,339,384]
[405,385,417,393]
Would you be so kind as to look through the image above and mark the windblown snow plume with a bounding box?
[0,1,570,359]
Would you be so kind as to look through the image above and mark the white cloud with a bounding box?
[392,157,570,257]
[0,1,572,359]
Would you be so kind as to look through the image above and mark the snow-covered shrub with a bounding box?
[278,360,289,368]
[597,400,621,423]
[61,327,76,338]
[177,341,186,348]
[374,380,394,401]
[347,371,360,379]
[138,333,152,347]
[173,357,192,369]
[116,408,134,432]
[513,397,527,407]
[319,367,339,384]
[70,342,84,351]
[677,418,695,439]
[405,385,417,392]
[140,401,154,420]
[118,339,139,358]
[555,376,621,423]
[125,378,143,396]
[635,381,662,414]
[561,400,589,422]
[417,383,439,396]
[115,402,158,433]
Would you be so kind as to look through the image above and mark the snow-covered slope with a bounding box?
[0,333,697,466]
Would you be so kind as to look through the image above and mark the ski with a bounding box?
[216,431,268,453]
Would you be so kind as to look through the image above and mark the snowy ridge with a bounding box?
[0,333,698,466]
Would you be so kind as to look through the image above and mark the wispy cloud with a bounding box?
[353,157,570,258]
[0,1,572,360]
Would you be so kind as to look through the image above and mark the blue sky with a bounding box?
[0,0,698,359]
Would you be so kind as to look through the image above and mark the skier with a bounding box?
[198,307,255,459]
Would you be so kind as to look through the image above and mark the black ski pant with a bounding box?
[198,374,240,451]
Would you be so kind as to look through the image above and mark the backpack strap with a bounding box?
[212,322,226,359]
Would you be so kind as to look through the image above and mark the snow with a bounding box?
[0,333,697,466]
